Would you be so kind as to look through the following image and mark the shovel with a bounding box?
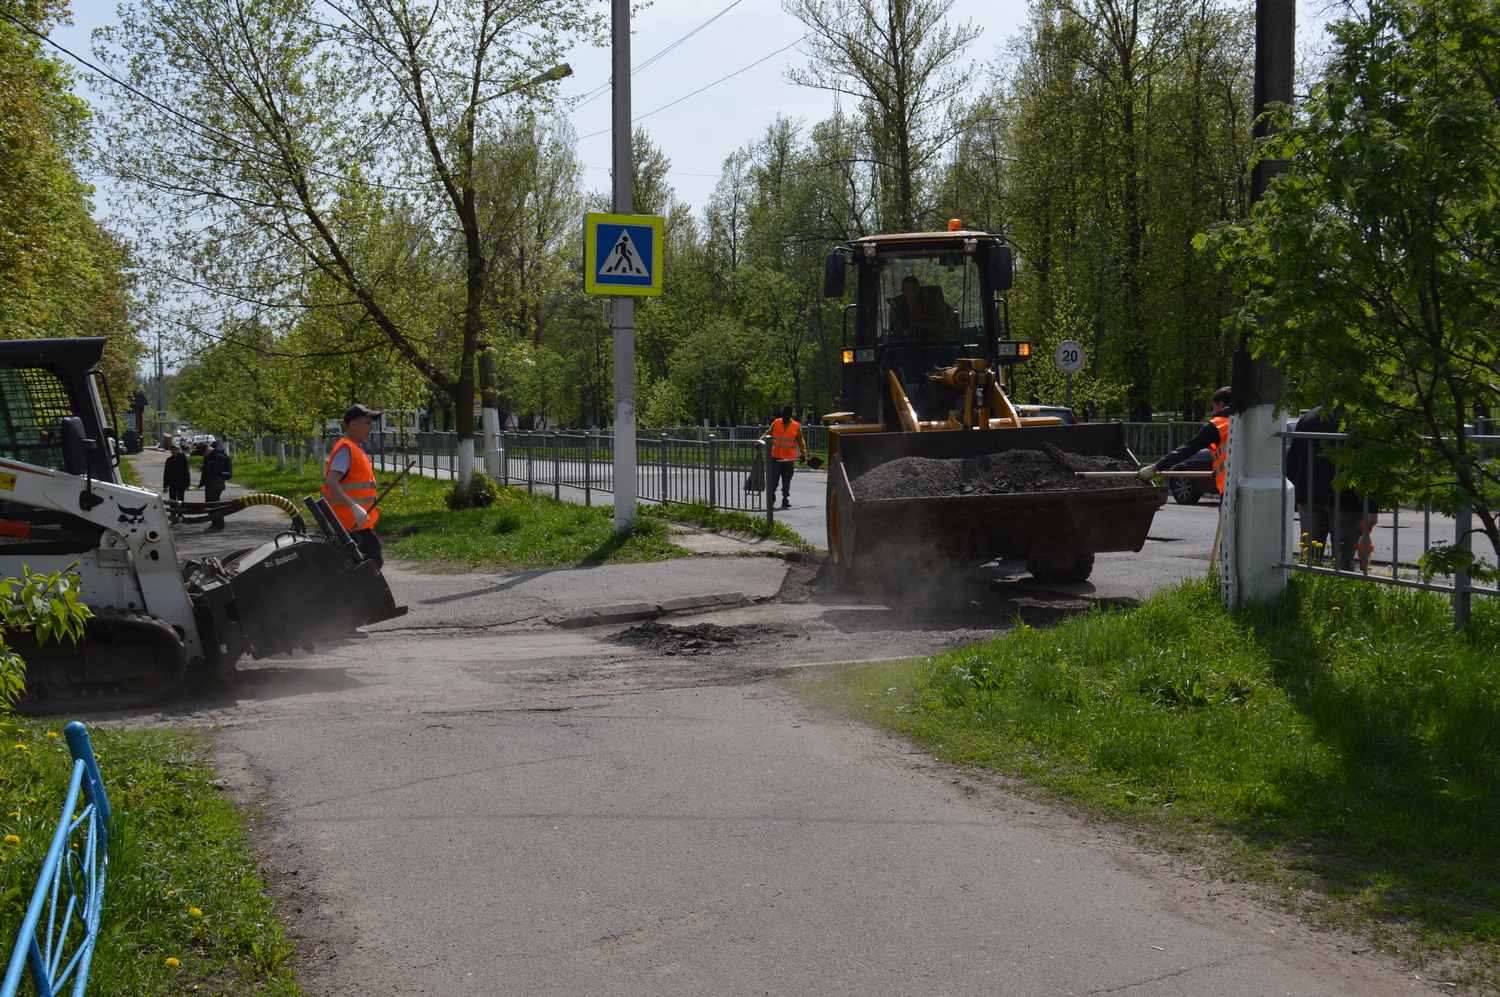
[1075,470,1216,479]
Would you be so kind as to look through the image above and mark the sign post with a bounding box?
[1053,340,1084,408]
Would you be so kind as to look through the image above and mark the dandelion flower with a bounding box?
[6,812,17,819]
[45,732,57,739]
[167,889,176,896]
[11,745,24,751]
[190,907,202,918]
[25,799,33,805]
[164,957,180,968]
[4,835,19,845]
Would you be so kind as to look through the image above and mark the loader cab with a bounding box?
[825,229,1017,426]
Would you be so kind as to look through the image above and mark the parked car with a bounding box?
[1169,448,1220,504]
[1015,404,1080,425]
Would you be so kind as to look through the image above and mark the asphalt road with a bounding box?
[115,448,1422,996]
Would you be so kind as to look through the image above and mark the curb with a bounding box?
[548,592,749,629]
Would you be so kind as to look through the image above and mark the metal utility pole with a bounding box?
[1222,0,1295,605]
[155,332,165,439]
[611,0,637,535]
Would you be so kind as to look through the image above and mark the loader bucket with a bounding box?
[219,534,407,660]
[829,424,1166,575]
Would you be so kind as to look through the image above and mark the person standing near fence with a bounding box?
[1286,406,1378,570]
[323,404,384,569]
[1137,386,1233,492]
[759,406,808,509]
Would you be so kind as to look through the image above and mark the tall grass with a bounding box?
[831,576,1500,972]
[0,723,296,995]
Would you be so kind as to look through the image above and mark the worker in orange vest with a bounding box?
[323,403,384,569]
[1138,386,1232,494]
[759,405,808,509]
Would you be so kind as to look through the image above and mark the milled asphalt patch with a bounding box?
[548,592,753,628]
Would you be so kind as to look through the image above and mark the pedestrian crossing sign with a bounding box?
[584,212,664,296]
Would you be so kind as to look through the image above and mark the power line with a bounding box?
[571,0,746,110]
[1,10,439,194]
[577,40,800,141]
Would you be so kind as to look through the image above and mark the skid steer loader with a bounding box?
[0,338,406,712]
[820,224,1167,585]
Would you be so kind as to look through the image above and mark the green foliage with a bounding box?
[784,0,981,232]
[1203,0,1500,561]
[819,577,1500,973]
[0,724,297,995]
[228,456,689,569]
[0,1,143,388]
[445,470,499,509]
[0,564,91,707]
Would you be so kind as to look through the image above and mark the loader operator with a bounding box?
[888,275,956,343]
[1137,386,1233,492]
[323,404,384,568]
[759,406,808,509]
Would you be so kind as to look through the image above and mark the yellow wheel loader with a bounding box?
[820,225,1167,585]
[0,338,406,712]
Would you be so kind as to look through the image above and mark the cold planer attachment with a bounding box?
[184,497,405,675]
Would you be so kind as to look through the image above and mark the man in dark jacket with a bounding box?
[200,440,232,531]
[163,445,190,506]
[1285,407,1378,569]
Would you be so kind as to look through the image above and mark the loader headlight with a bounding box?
[994,341,1032,363]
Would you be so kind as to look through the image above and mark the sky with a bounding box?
[50,0,1340,217]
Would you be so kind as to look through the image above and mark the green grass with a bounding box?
[228,456,699,570]
[653,500,818,554]
[799,576,1500,981]
[0,722,296,995]
[117,456,141,487]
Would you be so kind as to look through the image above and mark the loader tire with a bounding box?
[1027,552,1095,584]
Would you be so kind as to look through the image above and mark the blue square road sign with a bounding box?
[584,212,664,296]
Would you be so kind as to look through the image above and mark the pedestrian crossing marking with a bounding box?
[600,229,647,277]
[584,212,664,296]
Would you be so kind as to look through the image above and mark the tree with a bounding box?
[0,0,143,388]
[98,0,595,485]
[1202,0,1500,566]
[784,0,980,231]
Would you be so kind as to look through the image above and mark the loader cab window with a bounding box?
[0,366,77,473]
[879,250,983,347]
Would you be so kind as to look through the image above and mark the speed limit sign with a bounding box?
[1054,340,1085,374]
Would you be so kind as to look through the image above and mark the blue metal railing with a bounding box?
[2,722,110,997]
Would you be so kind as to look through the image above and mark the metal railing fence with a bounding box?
[496,431,769,512]
[2,722,110,997]
[1275,429,1500,628]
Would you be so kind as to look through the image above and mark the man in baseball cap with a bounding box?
[343,403,383,424]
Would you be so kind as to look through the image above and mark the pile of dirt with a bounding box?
[607,620,776,656]
[851,443,1146,500]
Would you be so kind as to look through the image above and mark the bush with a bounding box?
[445,470,499,509]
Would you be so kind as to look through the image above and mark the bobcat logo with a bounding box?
[117,503,147,526]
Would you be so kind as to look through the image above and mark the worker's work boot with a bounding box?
[781,498,791,509]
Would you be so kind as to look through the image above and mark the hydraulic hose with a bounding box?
[235,492,307,533]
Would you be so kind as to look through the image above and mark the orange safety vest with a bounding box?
[1209,414,1230,495]
[768,419,801,461]
[323,437,379,530]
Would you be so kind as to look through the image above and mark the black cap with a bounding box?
[344,403,382,424]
